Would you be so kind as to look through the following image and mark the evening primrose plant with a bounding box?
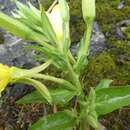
[1,0,130,130]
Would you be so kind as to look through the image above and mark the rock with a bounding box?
[0,33,37,67]
[0,0,106,57]
[117,1,125,10]
[0,0,37,14]
[116,20,130,40]
[90,22,106,55]
[71,22,106,56]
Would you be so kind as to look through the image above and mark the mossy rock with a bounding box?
[122,26,130,39]
[69,0,85,42]
[96,0,130,33]
[82,52,116,89]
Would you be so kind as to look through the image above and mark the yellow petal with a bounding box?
[46,4,63,43]
[0,64,13,96]
[0,64,10,78]
[0,79,9,96]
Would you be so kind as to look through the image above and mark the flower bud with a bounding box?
[82,0,95,23]
[59,0,69,22]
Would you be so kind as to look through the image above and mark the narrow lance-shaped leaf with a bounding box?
[95,79,113,91]
[16,1,41,25]
[0,12,33,40]
[29,111,76,130]
[0,12,46,42]
[12,2,49,42]
[96,86,130,116]
[16,89,76,105]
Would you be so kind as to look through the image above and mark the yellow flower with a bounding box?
[0,64,13,96]
[46,4,63,43]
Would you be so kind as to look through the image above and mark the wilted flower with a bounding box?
[0,64,14,96]
[46,4,63,43]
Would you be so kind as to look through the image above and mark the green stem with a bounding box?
[65,57,83,96]
[83,21,94,55]
[32,73,75,91]
[68,50,76,64]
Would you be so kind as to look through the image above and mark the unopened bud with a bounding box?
[59,0,69,22]
[82,0,95,23]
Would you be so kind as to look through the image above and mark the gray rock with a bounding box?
[117,1,125,10]
[0,1,106,66]
[71,22,106,56]
[116,19,130,40]
[90,22,106,55]
[0,33,37,68]
[0,0,36,14]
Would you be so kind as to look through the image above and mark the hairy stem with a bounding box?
[32,73,75,90]
[83,20,94,55]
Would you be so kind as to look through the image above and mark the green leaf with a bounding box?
[96,86,130,116]
[0,12,32,40]
[87,111,99,129]
[12,2,50,43]
[29,45,68,70]
[95,79,113,91]
[17,89,76,105]
[0,12,47,43]
[29,111,76,130]
[16,1,41,25]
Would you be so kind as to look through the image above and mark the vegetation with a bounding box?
[0,0,130,130]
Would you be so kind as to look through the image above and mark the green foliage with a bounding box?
[17,89,76,105]
[96,0,130,32]
[95,79,113,91]
[29,111,76,130]
[69,0,85,42]
[96,86,130,116]
[0,0,130,130]
[82,52,116,88]
[0,12,35,41]
[122,26,130,39]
